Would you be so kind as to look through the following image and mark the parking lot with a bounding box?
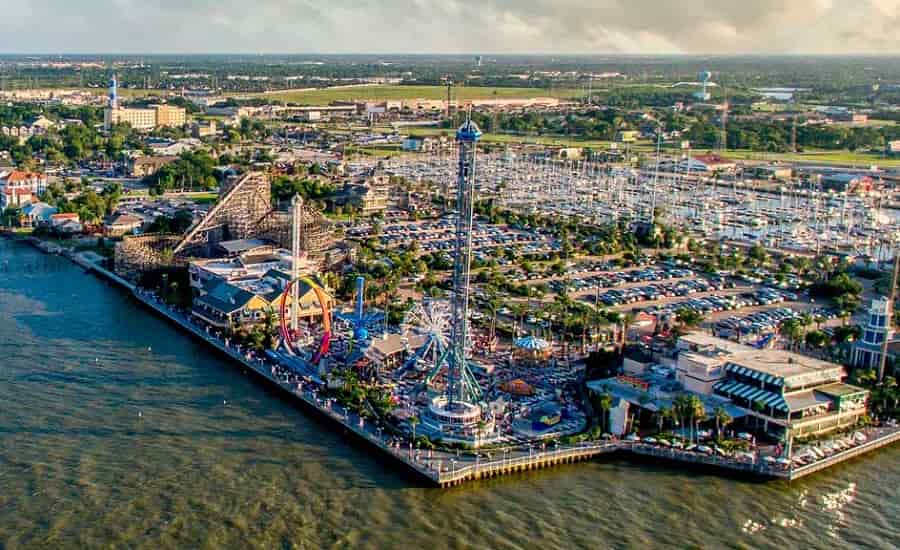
[347,217,558,258]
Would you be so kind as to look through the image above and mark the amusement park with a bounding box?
[254,116,588,450]
[107,112,591,457]
[88,102,900,486]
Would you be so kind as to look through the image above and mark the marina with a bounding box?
[384,148,900,261]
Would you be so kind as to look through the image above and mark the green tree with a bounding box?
[713,406,732,441]
[592,391,613,433]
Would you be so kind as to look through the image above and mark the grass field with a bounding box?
[404,128,900,167]
[246,85,581,105]
[403,127,613,149]
[80,87,167,99]
[715,149,900,167]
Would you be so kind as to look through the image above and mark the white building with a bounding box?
[852,297,894,369]
[0,170,48,208]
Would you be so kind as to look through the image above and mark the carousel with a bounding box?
[513,335,552,365]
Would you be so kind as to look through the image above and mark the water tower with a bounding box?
[694,71,712,101]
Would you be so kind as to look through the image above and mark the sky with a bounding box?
[3,0,900,55]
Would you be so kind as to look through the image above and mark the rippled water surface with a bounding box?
[1,239,898,549]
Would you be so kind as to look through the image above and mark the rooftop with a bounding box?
[726,350,843,385]
[681,333,845,388]
[216,238,272,255]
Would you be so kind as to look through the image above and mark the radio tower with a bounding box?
[428,112,484,407]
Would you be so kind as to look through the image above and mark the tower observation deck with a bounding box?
[446,117,483,408]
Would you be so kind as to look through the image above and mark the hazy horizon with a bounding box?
[4,1,899,55]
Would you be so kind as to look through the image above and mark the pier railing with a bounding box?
[436,442,621,485]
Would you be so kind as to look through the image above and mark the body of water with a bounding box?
[1,239,898,549]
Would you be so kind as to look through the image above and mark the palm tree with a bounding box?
[814,314,826,331]
[887,378,900,412]
[673,394,690,439]
[262,307,277,350]
[618,311,637,347]
[851,368,877,388]
[593,392,613,433]
[688,395,705,444]
[779,319,803,351]
[799,313,814,347]
[675,308,704,335]
[511,302,529,336]
[590,310,611,348]
[657,406,674,433]
[408,415,420,443]
[713,406,732,441]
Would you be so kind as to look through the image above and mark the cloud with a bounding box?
[1,0,898,54]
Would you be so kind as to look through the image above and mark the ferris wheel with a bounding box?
[400,299,452,372]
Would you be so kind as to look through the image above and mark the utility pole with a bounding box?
[877,249,899,383]
[445,77,453,124]
[791,116,798,153]
[720,87,728,154]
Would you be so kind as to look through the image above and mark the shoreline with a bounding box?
[7,232,900,487]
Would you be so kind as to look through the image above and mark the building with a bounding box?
[20,201,58,226]
[825,108,868,124]
[104,106,157,131]
[153,104,187,127]
[0,116,57,143]
[129,155,179,178]
[49,212,83,233]
[188,244,296,290]
[104,104,187,131]
[331,171,390,216]
[0,170,48,208]
[190,268,333,330]
[555,147,583,160]
[820,173,873,194]
[191,279,271,330]
[103,74,186,130]
[676,334,871,440]
[852,297,894,369]
[887,140,900,156]
[752,165,793,181]
[690,154,737,173]
[402,137,436,153]
[615,130,639,143]
[104,213,144,236]
[192,119,218,138]
[676,333,748,394]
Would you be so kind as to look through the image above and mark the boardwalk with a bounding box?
[61,248,900,488]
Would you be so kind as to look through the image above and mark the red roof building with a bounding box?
[0,170,48,208]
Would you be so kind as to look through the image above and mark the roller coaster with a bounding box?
[278,276,332,364]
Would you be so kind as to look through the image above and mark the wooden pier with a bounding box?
[436,444,622,487]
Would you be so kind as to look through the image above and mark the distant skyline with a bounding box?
[4,0,900,55]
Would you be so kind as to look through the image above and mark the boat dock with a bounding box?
[784,427,900,481]
[43,248,900,487]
